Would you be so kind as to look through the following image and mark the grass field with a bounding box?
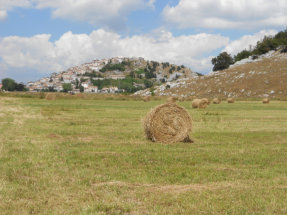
[0,95,287,214]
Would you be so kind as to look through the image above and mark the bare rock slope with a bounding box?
[135,50,287,99]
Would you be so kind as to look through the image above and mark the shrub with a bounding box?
[211,52,234,71]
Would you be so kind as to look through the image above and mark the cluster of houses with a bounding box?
[26,57,144,93]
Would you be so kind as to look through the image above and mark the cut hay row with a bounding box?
[144,103,192,143]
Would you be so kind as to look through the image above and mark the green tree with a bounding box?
[1,78,17,91]
[80,85,84,92]
[144,79,153,88]
[234,50,252,62]
[15,83,27,91]
[75,79,79,89]
[62,83,72,92]
[211,52,234,71]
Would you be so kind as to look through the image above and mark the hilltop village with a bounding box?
[26,57,196,94]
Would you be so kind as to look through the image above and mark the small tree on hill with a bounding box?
[234,50,252,62]
[211,52,234,71]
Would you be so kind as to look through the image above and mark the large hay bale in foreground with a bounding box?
[192,99,208,109]
[166,97,178,103]
[227,98,235,103]
[213,98,221,104]
[45,94,56,100]
[144,103,192,143]
[262,98,270,104]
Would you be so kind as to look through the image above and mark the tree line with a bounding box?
[1,78,28,91]
[212,29,287,71]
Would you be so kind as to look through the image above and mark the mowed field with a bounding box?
[0,95,287,215]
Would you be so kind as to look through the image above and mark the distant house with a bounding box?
[81,82,98,93]
[101,87,109,93]
[109,87,119,93]
[81,82,90,88]
[0,84,2,90]
[85,85,98,93]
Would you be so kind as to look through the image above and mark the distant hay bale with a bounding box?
[144,103,192,143]
[185,97,193,101]
[143,96,150,102]
[192,99,208,109]
[178,97,185,102]
[202,98,210,105]
[213,98,221,104]
[166,97,178,103]
[227,98,235,103]
[199,99,209,108]
[192,99,201,108]
[45,94,56,100]
[262,98,270,104]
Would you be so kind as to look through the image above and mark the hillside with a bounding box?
[135,49,287,99]
[26,57,198,93]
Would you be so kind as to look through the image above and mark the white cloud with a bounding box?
[0,0,31,19]
[163,0,287,29]
[31,0,154,31]
[0,29,229,80]
[224,30,278,55]
[0,34,60,71]
[0,10,7,20]
[0,0,154,30]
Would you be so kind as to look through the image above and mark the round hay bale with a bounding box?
[202,98,210,105]
[191,99,201,108]
[45,93,56,100]
[262,98,270,104]
[227,98,235,103]
[178,97,185,102]
[198,99,209,109]
[185,97,193,101]
[143,96,150,102]
[212,98,221,104]
[144,103,192,143]
[192,99,208,109]
[166,97,178,103]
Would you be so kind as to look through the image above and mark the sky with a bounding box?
[0,0,286,83]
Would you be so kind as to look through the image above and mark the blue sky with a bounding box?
[0,0,286,82]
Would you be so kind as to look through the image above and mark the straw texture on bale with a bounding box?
[144,103,192,143]
[45,94,56,100]
[166,97,178,103]
[192,99,208,109]
[213,98,221,104]
[227,98,235,103]
[262,98,270,104]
